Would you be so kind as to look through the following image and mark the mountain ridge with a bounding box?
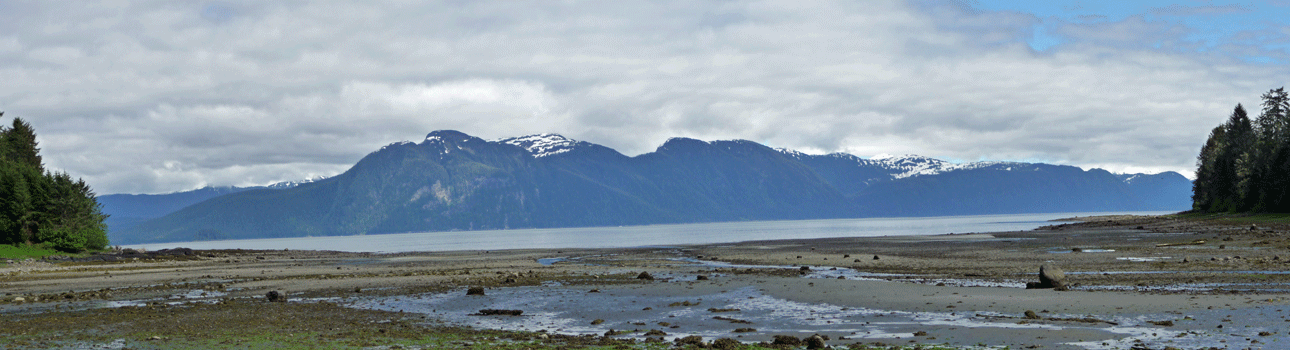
[109,130,1191,244]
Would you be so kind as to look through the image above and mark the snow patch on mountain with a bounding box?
[500,134,581,158]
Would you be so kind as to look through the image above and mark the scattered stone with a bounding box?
[873,255,880,260]
[588,289,601,293]
[637,271,655,280]
[645,329,667,336]
[1148,320,1174,326]
[265,290,286,302]
[733,327,756,333]
[805,334,827,349]
[843,254,850,258]
[466,287,485,296]
[1024,310,1041,319]
[913,331,928,336]
[590,319,605,325]
[799,266,811,273]
[478,309,523,316]
[696,275,709,280]
[1259,331,1275,336]
[854,259,861,262]
[353,287,362,293]
[708,307,741,313]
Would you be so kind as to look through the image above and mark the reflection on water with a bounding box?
[129,211,1173,253]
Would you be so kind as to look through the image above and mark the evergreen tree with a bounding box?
[0,113,108,251]
[1256,88,1290,211]
[1,116,43,171]
[1193,125,1225,211]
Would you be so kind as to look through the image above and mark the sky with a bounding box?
[1,1,1288,195]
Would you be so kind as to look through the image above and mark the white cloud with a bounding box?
[1,1,1286,193]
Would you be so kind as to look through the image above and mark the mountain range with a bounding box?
[106,130,1192,244]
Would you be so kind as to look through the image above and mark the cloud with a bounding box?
[1,1,1287,194]
[1148,4,1255,16]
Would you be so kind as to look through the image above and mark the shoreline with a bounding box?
[3,214,1290,349]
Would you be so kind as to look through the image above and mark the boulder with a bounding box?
[712,338,741,350]
[637,271,655,280]
[771,335,802,346]
[265,290,286,302]
[674,335,703,347]
[466,287,485,295]
[1026,265,1067,290]
[805,334,827,349]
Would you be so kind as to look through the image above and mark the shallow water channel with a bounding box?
[345,254,1290,350]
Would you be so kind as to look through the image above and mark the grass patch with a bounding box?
[0,243,70,260]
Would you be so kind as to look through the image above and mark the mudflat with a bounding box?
[2,215,1289,349]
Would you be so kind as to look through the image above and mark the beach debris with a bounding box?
[477,309,523,316]
[771,335,802,346]
[1025,265,1067,290]
[712,338,741,350]
[637,271,655,280]
[265,290,287,302]
[466,287,485,296]
[805,334,827,349]
[708,307,741,313]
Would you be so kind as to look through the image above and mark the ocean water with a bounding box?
[127,211,1172,253]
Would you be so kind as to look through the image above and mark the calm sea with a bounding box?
[127,211,1172,253]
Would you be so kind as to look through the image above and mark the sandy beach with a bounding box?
[3,214,1289,349]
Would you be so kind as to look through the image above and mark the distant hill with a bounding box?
[100,179,318,240]
[111,131,1192,244]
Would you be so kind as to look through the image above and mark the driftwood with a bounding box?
[1156,239,1207,247]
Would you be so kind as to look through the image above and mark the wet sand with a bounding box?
[3,214,1290,349]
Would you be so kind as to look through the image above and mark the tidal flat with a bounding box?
[2,215,1289,349]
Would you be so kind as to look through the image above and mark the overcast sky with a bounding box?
[2,1,1288,194]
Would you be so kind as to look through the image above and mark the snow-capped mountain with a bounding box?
[110,130,1193,244]
[499,134,585,158]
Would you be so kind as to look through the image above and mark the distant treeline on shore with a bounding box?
[0,112,109,252]
[1193,87,1290,213]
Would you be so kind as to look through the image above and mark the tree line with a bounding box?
[1193,87,1290,213]
[0,112,109,252]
